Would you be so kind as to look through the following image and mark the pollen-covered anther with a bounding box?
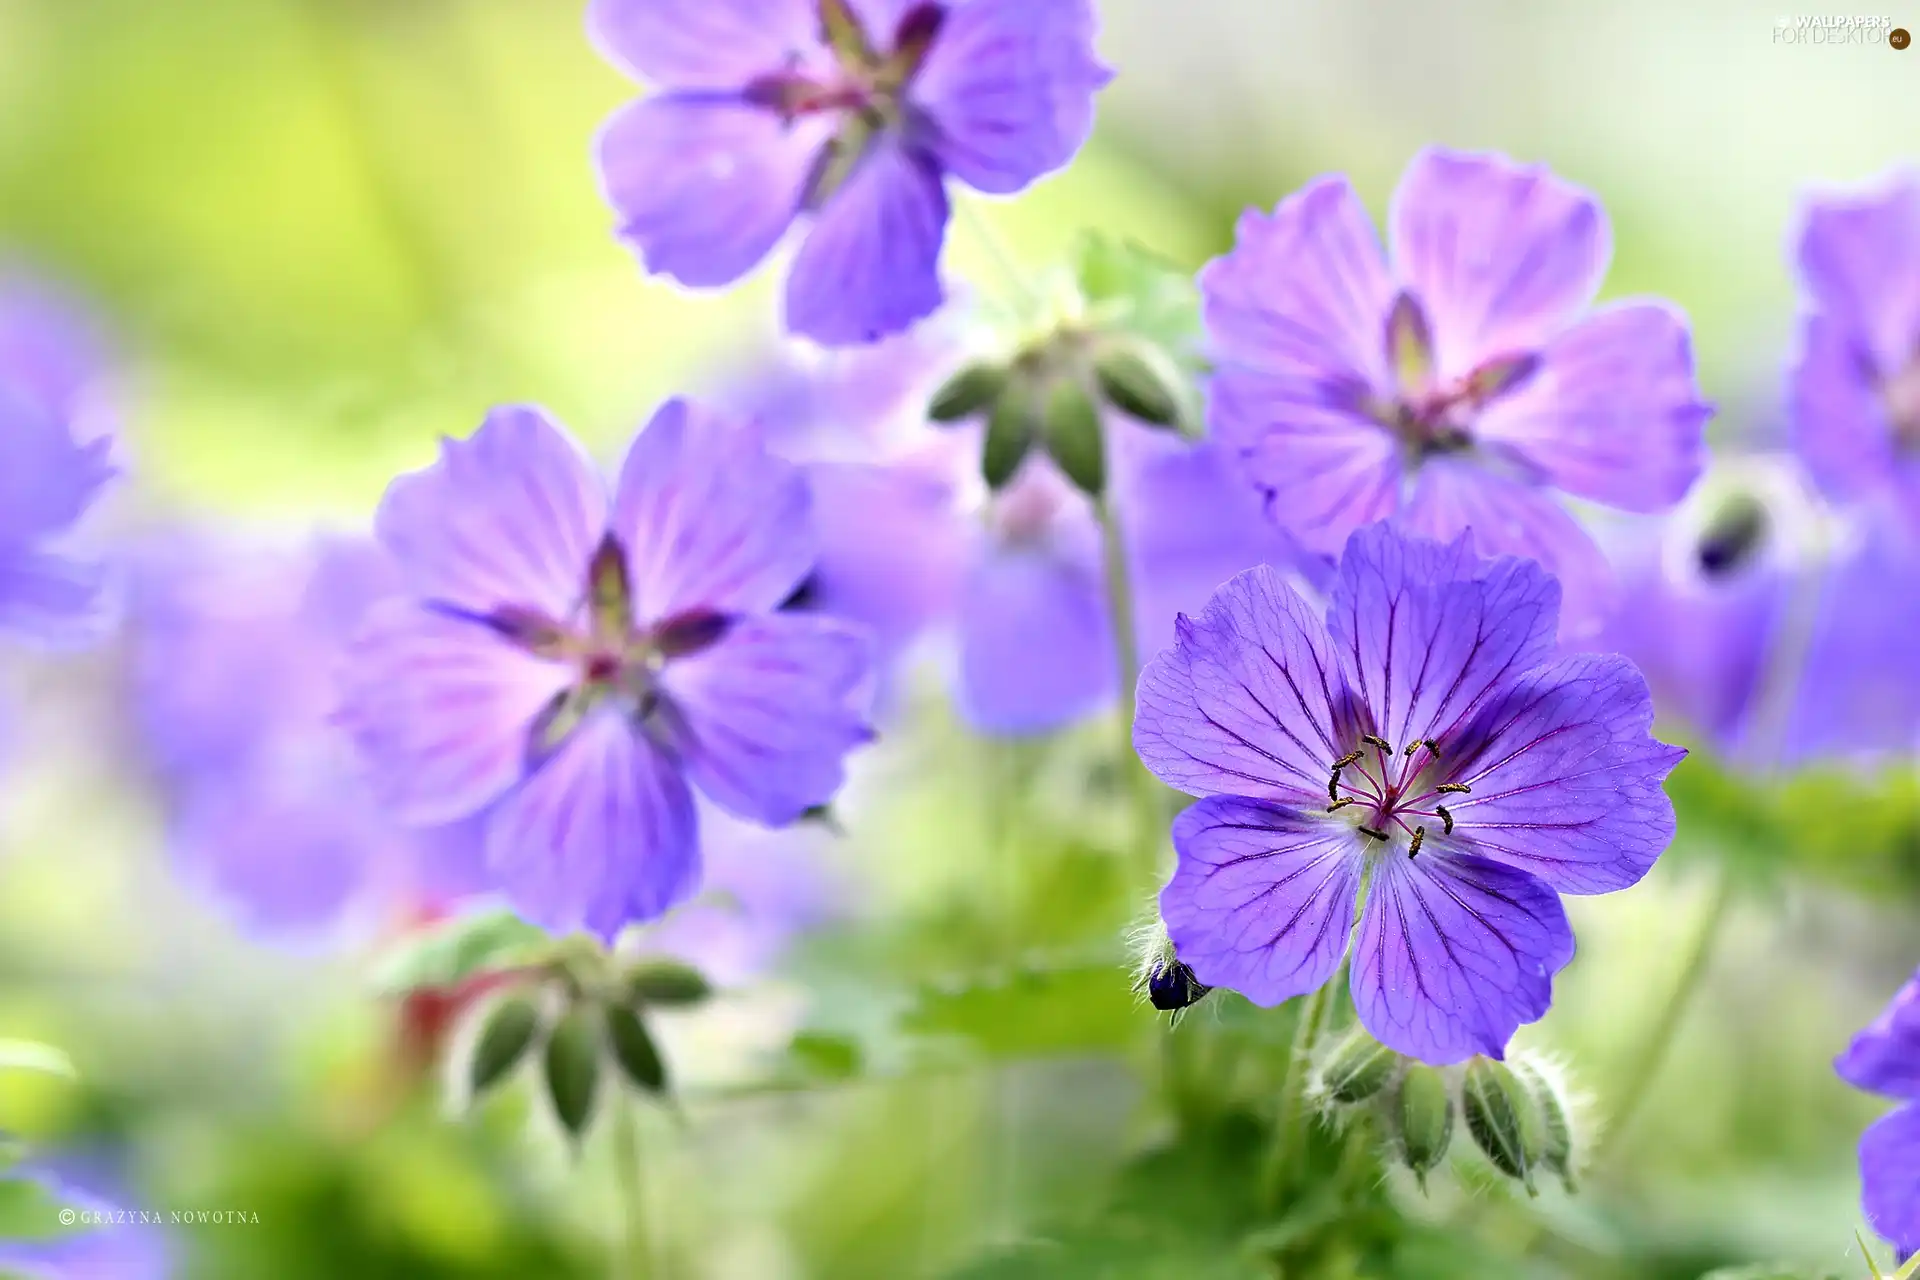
[1327,797,1356,813]
[1436,805,1455,835]
[1404,737,1441,759]
[1408,826,1425,859]
[1358,825,1390,841]
[1333,749,1364,769]
[1435,782,1472,795]
[1327,772,1342,802]
[1361,734,1392,752]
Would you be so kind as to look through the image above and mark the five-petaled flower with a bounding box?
[589,0,1111,346]
[338,401,875,940]
[1200,147,1710,631]
[1837,968,1920,1260]
[1134,522,1685,1064]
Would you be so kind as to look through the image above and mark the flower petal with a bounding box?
[1350,850,1573,1064]
[486,707,699,939]
[1840,970,1920,1100]
[785,135,950,346]
[1327,522,1561,752]
[587,0,820,89]
[1388,148,1609,376]
[1161,796,1361,1007]
[613,397,816,619]
[1134,564,1352,805]
[0,545,109,646]
[1473,302,1709,513]
[1790,310,1908,509]
[909,0,1110,195]
[339,600,574,824]
[597,93,830,290]
[804,460,968,658]
[1440,652,1684,895]
[1862,1104,1920,1259]
[957,538,1113,735]
[376,406,607,619]
[1796,173,1920,374]
[0,388,114,548]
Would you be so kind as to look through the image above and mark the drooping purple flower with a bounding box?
[1838,968,1920,1259]
[1789,171,1920,525]
[1134,521,1685,1063]
[1201,148,1710,632]
[0,275,116,646]
[127,532,487,938]
[337,401,874,940]
[589,0,1111,346]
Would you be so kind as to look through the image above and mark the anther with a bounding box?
[1403,738,1441,759]
[1361,734,1392,752]
[1435,782,1472,795]
[1327,797,1356,812]
[1328,773,1342,802]
[1332,750,1364,770]
[1357,825,1390,841]
[1408,826,1425,859]
[1436,804,1454,835]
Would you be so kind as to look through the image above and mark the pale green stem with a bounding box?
[1259,980,1334,1208]
[1096,496,1166,889]
[610,1094,651,1280]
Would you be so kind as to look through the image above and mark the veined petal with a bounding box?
[957,537,1113,736]
[486,708,700,939]
[1134,564,1352,805]
[785,135,950,346]
[910,0,1111,195]
[1795,172,1920,375]
[1161,796,1361,1007]
[339,600,573,825]
[1861,1105,1920,1259]
[375,406,607,619]
[1350,849,1573,1064]
[1440,652,1684,895]
[613,398,816,619]
[1327,522,1561,751]
[1473,301,1709,513]
[597,93,831,290]
[1388,148,1610,377]
[1838,970,1920,1101]
[588,0,820,89]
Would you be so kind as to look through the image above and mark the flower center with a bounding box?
[1323,733,1472,853]
[1354,291,1541,463]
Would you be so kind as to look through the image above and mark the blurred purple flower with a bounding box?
[589,0,1111,345]
[1201,148,1710,631]
[0,275,116,646]
[338,402,874,941]
[129,532,487,938]
[1790,172,1920,525]
[1838,968,1920,1258]
[0,1170,171,1280]
[1134,522,1684,1064]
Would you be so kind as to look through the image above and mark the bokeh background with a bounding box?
[0,0,1916,1276]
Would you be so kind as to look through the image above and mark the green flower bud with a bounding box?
[982,386,1039,490]
[928,362,1010,423]
[1393,1064,1454,1191]
[605,1004,668,1096]
[626,960,712,1009]
[1091,344,1183,430]
[1041,377,1106,497]
[1513,1059,1578,1193]
[1318,1028,1399,1104]
[543,1006,602,1140]
[468,995,542,1098]
[1462,1058,1545,1194]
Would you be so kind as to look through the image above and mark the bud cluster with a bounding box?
[1311,1028,1584,1196]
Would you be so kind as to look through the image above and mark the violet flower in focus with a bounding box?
[337,402,874,941]
[1201,148,1710,631]
[1134,522,1684,1063]
[1838,969,1920,1260]
[589,0,1111,345]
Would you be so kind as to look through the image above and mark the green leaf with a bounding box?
[625,960,712,1009]
[371,908,551,995]
[0,1042,75,1080]
[604,1006,667,1096]
[467,996,542,1098]
[1072,233,1202,352]
[543,1007,602,1140]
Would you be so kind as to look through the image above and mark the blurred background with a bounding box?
[0,0,1916,1276]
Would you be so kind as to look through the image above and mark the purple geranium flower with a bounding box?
[338,401,874,940]
[1838,968,1920,1258]
[128,532,486,938]
[1201,148,1710,631]
[589,0,1111,346]
[1134,522,1685,1063]
[0,276,116,645]
[1790,171,1920,524]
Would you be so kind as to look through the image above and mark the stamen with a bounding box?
[1327,772,1342,803]
[1327,797,1356,813]
[1436,804,1454,835]
[1408,826,1425,859]
[1357,825,1389,842]
[1403,738,1441,759]
[1361,734,1392,752]
[1435,782,1472,795]
[1332,750,1364,770]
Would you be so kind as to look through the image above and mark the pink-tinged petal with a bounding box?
[1388,148,1610,376]
[1200,177,1395,383]
[1161,796,1361,1007]
[785,136,950,346]
[613,397,815,619]
[1474,302,1710,512]
[1134,565,1352,806]
[339,601,574,825]
[597,94,832,290]
[1327,522,1561,752]
[0,546,109,646]
[1208,368,1403,555]
[375,406,606,619]
[1350,850,1573,1065]
[659,613,873,823]
[1861,1105,1920,1258]
[957,538,1113,735]
[910,0,1111,195]
[486,708,699,939]
[588,0,820,89]
[805,460,967,657]
[1790,310,1906,508]
[1398,458,1613,639]
[1439,652,1684,895]
[1796,172,1920,374]
[1838,970,1920,1100]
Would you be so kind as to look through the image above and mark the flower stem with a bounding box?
[1260,980,1334,1208]
[1096,496,1164,888]
[610,1092,652,1279]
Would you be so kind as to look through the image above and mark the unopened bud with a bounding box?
[928,362,1008,423]
[1513,1058,1581,1194]
[982,386,1038,490]
[1091,344,1183,430]
[1042,377,1106,497]
[1393,1064,1453,1191]
[1318,1028,1399,1105]
[626,960,712,1009]
[1462,1058,1545,1195]
[467,995,541,1098]
[605,1004,668,1095]
[543,1006,602,1141]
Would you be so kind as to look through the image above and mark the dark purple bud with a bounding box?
[651,609,733,659]
[1694,491,1769,579]
[1145,958,1212,1012]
